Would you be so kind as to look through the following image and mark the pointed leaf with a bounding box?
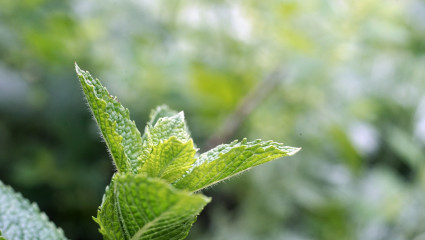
[144,112,191,145]
[138,137,197,183]
[76,64,144,173]
[0,180,67,240]
[93,184,124,240]
[173,139,301,191]
[95,173,210,240]
[139,111,192,167]
[147,105,178,127]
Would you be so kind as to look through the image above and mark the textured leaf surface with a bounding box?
[77,66,300,240]
[95,174,210,240]
[139,137,197,183]
[174,139,301,191]
[0,180,67,240]
[144,112,191,145]
[76,64,144,173]
[139,110,192,169]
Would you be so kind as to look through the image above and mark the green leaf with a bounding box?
[173,139,301,191]
[77,66,300,239]
[147,105,178,127]
[0,180,67,240]
[138,137,197,183]
[144,111,191,145]
[0,230,6,240]
[76,64,144,173]
[95,173,210,240]
[139,110,192,169]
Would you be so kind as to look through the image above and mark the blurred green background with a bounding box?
[1,0,425,239]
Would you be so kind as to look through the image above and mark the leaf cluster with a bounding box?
[0,65,299,240]
[75,64,300,240]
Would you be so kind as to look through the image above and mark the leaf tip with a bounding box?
[287,147,302,156]
[92,216,100,224]
[177,111,185,119]
[75,62,82,74]
[203,195,212,203]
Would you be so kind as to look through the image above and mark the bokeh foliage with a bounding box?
[0,0,424,239]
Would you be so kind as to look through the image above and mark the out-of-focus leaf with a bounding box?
[0,180,67,240]
[0,230,6,240]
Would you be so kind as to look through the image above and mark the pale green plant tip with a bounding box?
[0,65,300,240]
[148,105,178,126]
[287,146,302,156]
[75,62,81,73]
[139,136,198,182]
[76,66,300,239]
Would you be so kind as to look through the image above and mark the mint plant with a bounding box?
[0,64,300,240]
[76,64,300,240]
